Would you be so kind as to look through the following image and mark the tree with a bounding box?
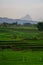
[37,22,43,31]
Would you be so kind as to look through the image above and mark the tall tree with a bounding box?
[37,22,43,31]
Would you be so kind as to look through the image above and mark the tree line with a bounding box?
[0,21,43,31]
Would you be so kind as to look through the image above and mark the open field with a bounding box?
[0,27,43,50]
[0,27,43,43]
[0,26,43,65]
[0,49,43,65]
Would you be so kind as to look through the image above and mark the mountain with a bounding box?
[21,15,32,20]
[0,15,38,24]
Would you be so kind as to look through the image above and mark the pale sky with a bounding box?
[0,0,43,21]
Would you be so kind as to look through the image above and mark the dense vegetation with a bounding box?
[0,49,43,65]
[37,22,43,31]
[0,25,43,50]
[0,22,43,65]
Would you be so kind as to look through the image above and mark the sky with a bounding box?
[0,0,43,21]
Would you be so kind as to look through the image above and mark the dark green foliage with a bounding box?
[37,22,43,31]
[0,50,43,65]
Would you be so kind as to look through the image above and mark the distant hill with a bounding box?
[0,15,38,24]
[21,15,32,20]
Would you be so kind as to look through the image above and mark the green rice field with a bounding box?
[0,27,43,65]
[0,49,43,65]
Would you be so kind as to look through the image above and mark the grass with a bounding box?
[0,28,43,45]
[0,28,40,40]
[0,27,43,65]
[0,49,43,65]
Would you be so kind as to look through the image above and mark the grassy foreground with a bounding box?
[0,27,43,65]
[0,49,43,65]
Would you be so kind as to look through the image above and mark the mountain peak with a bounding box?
[21,14,32,20]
